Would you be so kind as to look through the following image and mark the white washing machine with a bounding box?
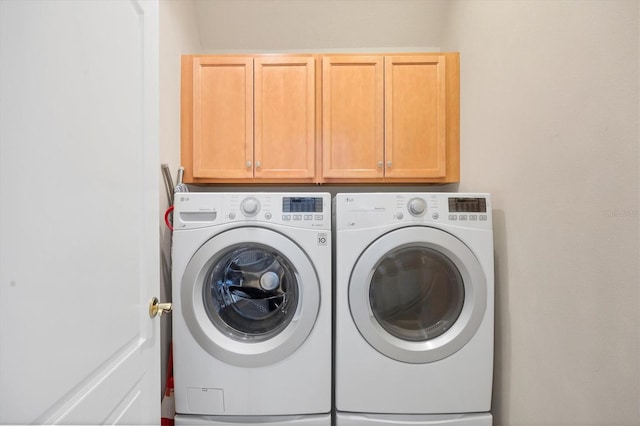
[172,192,331,425]
[334,193,494,425]
[175,414,331,425]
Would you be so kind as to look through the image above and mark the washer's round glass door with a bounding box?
[181,227,320,367]
[349,227,486,364]
[203,246,299,341]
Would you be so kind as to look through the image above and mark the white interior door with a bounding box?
[0,1,160,424]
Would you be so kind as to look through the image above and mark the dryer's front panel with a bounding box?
[349,226,486,364]
[181,227,320,367]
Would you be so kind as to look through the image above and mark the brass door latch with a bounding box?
[149,297,172,318]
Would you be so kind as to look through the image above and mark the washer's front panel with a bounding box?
[172,192,332,416]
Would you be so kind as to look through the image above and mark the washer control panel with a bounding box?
[240,196,261,217]
[174,192,331,230]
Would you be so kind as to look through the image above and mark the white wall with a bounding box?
[159,0,201,393]
[193,0,447,52]
[163,1,640,424]
[441,1,639,425]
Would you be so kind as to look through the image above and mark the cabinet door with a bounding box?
[322,56,384,179]
[385,55,447,178]
[254,56,315,179]
[189,56,253,179]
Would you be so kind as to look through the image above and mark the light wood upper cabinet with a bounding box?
[254,56,316,180]
[385,55,447,179]
[182,52,459,184]
[181,55,316,183]
[188,56,253,180]
[322,56,384,179]
[321,53,459,183]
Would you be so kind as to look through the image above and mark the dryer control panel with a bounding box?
[173,192,331,230]
[334,192,492,230]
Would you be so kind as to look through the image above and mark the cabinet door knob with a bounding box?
[386,161,393,168]
[246,161,252,168]
[255,161,261,168]
[377,161,384,168]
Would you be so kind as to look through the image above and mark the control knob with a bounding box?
[407,198,427,216]
[240,197,261,217]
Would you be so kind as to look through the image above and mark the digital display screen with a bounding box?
[282,197,323,213]
[448,197,487,213]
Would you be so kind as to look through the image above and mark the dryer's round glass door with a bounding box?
[369,247,464,342]
[203,246,299,341]
[349,226,487,364]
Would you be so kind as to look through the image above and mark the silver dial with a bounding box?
[240,197,261,217]
[407,198,427,216]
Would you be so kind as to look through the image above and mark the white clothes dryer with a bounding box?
[172,192,331,422]
[334,193,494,425]
[336,413,492,426]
